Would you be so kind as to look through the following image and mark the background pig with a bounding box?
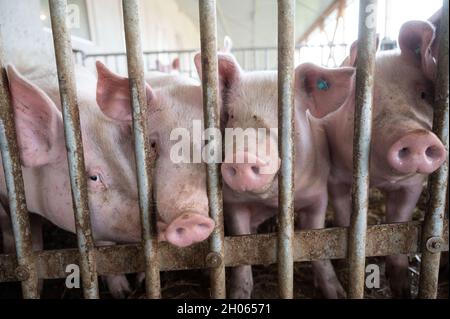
[155,57,180,74]
[194,52,355,298]
[304,20,447,297]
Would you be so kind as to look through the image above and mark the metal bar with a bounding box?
[198,0,226,299]
[348,0,378,299]
[122,0,161,299]
[0,33,39,299]
[419,0,449,299]
[1,221,447,282]
[48,0,99,299]
[277,0,295,299]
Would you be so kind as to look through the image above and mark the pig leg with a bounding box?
[328,181,352,227]
[96,241,131,299]
[296,195,346,298]
[383,184,423,298]
[225,204,254,299]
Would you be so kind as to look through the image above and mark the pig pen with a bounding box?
[0,0,449,299]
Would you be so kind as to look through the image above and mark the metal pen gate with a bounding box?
[0,0,448,299]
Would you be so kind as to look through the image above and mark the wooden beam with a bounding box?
[296,0,345,44]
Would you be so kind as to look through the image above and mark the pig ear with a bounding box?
[295,63,355,118]
[96,61,154,122]
[341,35,380,67]
[194,52,242,89]
[7,65,64,167]
[398,20,436,81]
[172,58,180,71]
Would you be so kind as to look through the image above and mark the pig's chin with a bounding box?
[226,176,278,199]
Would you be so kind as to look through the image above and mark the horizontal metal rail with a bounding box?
[80,44,349,58]
[0,221,448,282]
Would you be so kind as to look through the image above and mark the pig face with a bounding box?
[305,20,446,186]
[6,65,141,243]
[194,53,280,199]
[96,62,214,248]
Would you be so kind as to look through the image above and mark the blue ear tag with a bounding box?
[316,79,329,91]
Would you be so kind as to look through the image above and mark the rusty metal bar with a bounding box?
[277,0,296,299]
[48,0,99,299]
[0,33,39,299]
[122,0,161,299]
[419,0,449,299]
[1,221,448,283]
[198,0,226,299]
[348,0,378,299]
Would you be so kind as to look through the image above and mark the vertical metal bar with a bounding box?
[265,49,269,70]
[347,0,378,299]
[198,0,226,299]
[122,0,161,299]
[419,0,449,299]
[277,0,295,299]
[48,0,99,299]
[0,33,39,299]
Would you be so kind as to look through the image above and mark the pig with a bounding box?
[1,62,215,298]
[302,20,447,298]
[194,52,355,298]
[155,57,180,74]
[95,61,215,249]
[0,64,141,297]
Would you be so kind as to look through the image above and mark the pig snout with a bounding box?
[387,131,446,175]
[221,151,278,193]
[164,212,215,247]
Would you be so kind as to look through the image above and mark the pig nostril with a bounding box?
[197,223,211,229]
[425,146,441,159]
[176,227,186,236]
[251,166,260,175]
[398,147,410,159]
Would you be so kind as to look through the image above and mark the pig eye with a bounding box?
[89,174,101,182]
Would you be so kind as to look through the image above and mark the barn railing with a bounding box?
[77,43,350,77]
[0,0,448,299]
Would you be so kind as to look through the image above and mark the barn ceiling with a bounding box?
[174,0,335,48]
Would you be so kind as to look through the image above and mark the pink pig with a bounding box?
[95,62,215,249]
[1,63,215,297]
[301,20,446,297]
[194,52,355,298]
[0,64,142,297]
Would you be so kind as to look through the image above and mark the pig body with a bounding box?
[311,20,447,297]
[196,53,352,298]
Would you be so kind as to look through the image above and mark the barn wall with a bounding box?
[0,0,199,67]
